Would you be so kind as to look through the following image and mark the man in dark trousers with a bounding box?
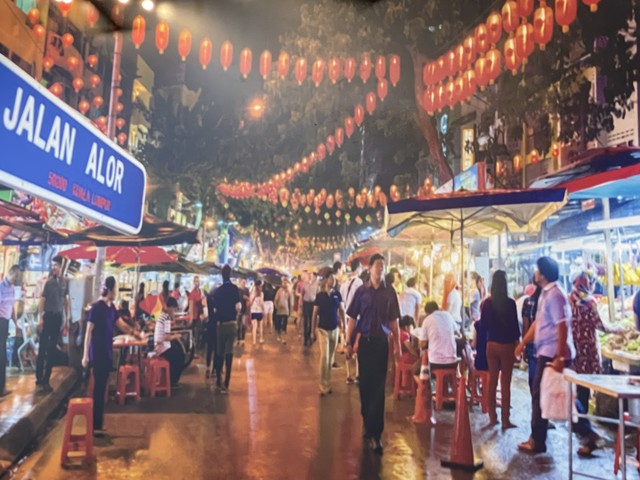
[37,255,70,392]
[345,253,401,455]
[208,265,241,394]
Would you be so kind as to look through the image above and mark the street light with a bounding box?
[247,97,265,119]
[141,0,155,11]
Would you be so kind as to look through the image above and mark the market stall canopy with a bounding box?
[66,215,198,246]
[0,199,40,220]
[59,245,176,264]
[232,266,259,280]
[385,189,568,240]
[198,262,222,276]
[256,267,288,278]
[529,147,640,200]
[120,257,208,274]
[0,218,68,245]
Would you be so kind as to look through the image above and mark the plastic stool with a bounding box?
[469,370,490,413]
[433,367,458,410]
[116,365,141,405]
[60,398,94,465]
[614,412,640,475]
[148,358,171,398]
[394,361,417,399]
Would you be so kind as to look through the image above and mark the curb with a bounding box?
[0,367,79,475]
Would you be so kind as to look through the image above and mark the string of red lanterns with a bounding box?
[421,0,599,115]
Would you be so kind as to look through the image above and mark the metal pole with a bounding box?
[603,198,616,323]
[617,229,625,320]
[460,219,465,334]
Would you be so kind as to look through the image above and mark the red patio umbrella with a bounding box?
[59,245,176,264]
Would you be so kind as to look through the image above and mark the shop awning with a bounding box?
[561,162,640,200]
[59,245,176,264]
[66,215,199,247]
[0,218,68,245]
[121,258,208,274]
[0,199,39,220]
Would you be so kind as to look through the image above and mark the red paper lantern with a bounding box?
[389,54,400,86]
[556,0,577,33]
[516,22,535,64]
[117,132,127,145]
[260,50,272,79]
[177,29,192,61]
[454,77,465,105]
[294,57,307,85]
[354,104,365,126]
[377,79,388,102]
[445,50,456,79]
[200,38,213,70]
[516,0,534,17]
[220,40,233,71]
[335,127,344,147]
[115,102,124,113]
[277,51,290,79]
[360,54,372,83]
[33,24,45,38]
[502,1,519,35]
[312,59,325,87]
[366,92,376,115]
[474,57,489,90]
[27,7,40,25]
[155,21,169,55]
[131,15,145,50]
[72,77,84,93]
[89,74,101,88]
[92,95,104,109]
[345,116,355,138]
[78,99,90,115]
[326,135,336,155]
[486,47,502,83]
[43,56,54,72]
[504,37,522,74]
[49,82,63,97]
[529,149,540,163]
[317,143,327,161]
[455,44,466,71]
[85,3,99,27]
[328,57,341,84]
[513,154,523,171]
[583,0,600,12]
[475,24,489,55]
[375,55,386,81]
[240,48,252,79]
[422,88,435,114]
[116,118,126,130]
[344,57,356,83]
[463,69,476,100]
[486,12,503,45]
[435,56,446,83]
[533,3,553,50]
[87,54,98,68]
[57,0,72,17]
[66,55,79,71]
[551,141,561,158]
[436,84,446,111]
[111,4,124,26]
[463,36,476,66]
[62,33,74,49]
[423,62,436,87]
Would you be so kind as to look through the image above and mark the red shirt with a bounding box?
[400,330,418,364]
[188,288,203,318]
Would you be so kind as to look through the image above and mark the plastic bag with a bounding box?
[540,366,576,421]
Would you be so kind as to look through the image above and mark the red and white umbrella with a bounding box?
[59,245,176,265]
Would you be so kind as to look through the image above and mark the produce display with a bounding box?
[600,317,639,355]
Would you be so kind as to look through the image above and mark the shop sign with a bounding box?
[436,162,486,194]
[461,127,475,171]
[0,54,146,235]
[581,199,596,211]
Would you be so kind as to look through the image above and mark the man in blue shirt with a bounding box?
[208,265,241,393]
[345,253,401,455]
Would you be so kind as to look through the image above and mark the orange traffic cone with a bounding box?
[411,351,436,426]
[441,375,483,471]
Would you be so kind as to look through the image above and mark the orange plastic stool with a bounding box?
[148,358,171,398]
[614,412,640,475]
[60,398,94,466]
[116,365,141,405]
[469,370,490,413]
[433,367,458,410]
[394,361,417,399]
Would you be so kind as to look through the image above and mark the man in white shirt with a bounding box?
[339,259,362,384]
[419,301,458,369]
[398,277,422,322]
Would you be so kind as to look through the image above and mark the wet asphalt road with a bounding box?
[9,326,623,479]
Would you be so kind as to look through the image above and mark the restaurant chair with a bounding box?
[116,365,141,405]
[394,361,417,399]
[433,363,459,411]
[147,357,171,398]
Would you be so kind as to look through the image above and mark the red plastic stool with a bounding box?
[116,365,141,405]
[433,367,458,410]
[614,412,640,475]
[469,370,490,413]
[394,361,417,399]
[60,398,94,466]
[148,358,171,398]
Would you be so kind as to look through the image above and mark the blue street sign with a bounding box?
[0,54,146,235]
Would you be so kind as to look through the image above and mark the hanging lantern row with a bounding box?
[421,0,598,115]
[127,17,402,85]
[217,86,390,198]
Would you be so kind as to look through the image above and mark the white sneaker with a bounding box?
[259,337,265,344]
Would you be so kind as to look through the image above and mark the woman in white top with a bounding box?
[154,297,185,387]
[250,280,265,345]
[443,273,463,328]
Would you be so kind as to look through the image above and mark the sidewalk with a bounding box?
[0,367,79,475]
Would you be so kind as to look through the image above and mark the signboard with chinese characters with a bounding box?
[0,54,146,235]
[461,127,475,171]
